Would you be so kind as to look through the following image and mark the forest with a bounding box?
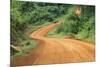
[11,0,95,56]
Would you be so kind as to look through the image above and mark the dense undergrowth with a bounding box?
[11,0,95,56]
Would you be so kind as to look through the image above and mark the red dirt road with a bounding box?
[11,22,95,66]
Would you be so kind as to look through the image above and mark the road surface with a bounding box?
[11,22,95,66]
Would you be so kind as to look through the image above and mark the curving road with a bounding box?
[11,22,95,66]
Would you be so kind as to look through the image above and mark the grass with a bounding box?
[46,15,95,44]
[11,21,52,57]
[12,39,37,57]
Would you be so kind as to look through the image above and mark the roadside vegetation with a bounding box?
[11,0,95,56]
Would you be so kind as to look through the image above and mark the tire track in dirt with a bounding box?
[11,21,95,66]
[53,39,95,61]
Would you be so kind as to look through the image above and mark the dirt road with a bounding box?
[11,22,95,66]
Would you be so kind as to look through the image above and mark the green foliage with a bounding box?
[48,5,95,43]
[12,40,37,57]
[11,1,72,56]
[11,1,95,56]
[76,16,95,42]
